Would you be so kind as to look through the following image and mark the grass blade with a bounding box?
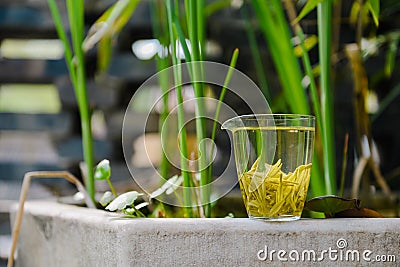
[251,0,309,114]
[165,0,193,217]
[47,0,76,86]
[318,1,336,195]
[66,0,95,200]
[208,48,239,181]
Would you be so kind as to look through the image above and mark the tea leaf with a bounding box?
[240,159,312,218]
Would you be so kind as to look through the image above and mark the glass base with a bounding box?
[249,215,300,222]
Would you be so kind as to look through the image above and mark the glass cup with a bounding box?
[222,114,315,221]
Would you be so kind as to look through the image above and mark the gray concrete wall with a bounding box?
[10,201,400,267]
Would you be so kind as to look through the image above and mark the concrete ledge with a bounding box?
[11,201,400,266]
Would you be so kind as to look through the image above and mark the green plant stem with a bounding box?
[318,1,336,195]
[282,0,322,133]
[66,0,95,201]
[151,0,171,180]
[253,0,331,197]
[208,48,239,180]
[172,22,191,62]
[75,54,95,202]
[47,0,76,86]
[185,0,211,217]
[106,179,117,197]
[298,30,322,133]
[157,72,171,180]
[166,0,193,217]
[310,154,325,197]
[171,0,212,216]
[196,0,205,59]
[49,0,95,202]
[298,32,327,196]
[133,207,146,218]
[281,0,326,197]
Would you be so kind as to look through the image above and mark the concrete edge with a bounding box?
[9,201,400,267]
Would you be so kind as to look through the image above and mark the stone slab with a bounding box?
[10,201,400,267]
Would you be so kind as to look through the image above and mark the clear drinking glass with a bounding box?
[222,114,315,221]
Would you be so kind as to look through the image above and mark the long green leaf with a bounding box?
[297,30,322,134]
[66,0,95,200]
[48,0,95,201]
[366,0,380,27]
[208,48,239,181]
[294,0,324,25]
[294,27,326,197]
[83,0,140,72]
[47,0,76,87]
[83,0,140,51]
[186,0,210,217]
[196,0,205,59]
[384,37,398,77]
[172,22,192,62]
[151,0,171,180]
[165,0,193,217]
[252,0,329,198]
[204,0,232,17]
[252,0,309,114]
[318,0,336,195]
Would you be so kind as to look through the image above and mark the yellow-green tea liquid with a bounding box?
[233,126,314,220]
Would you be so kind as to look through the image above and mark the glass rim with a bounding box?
[230,113,315,120]
[221,114,315,130]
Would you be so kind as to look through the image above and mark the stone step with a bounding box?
[55,76,123,110]
[56,136,113,162]
[0,59,67,83]
[0,131,59,164]
[0,112,73,137]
